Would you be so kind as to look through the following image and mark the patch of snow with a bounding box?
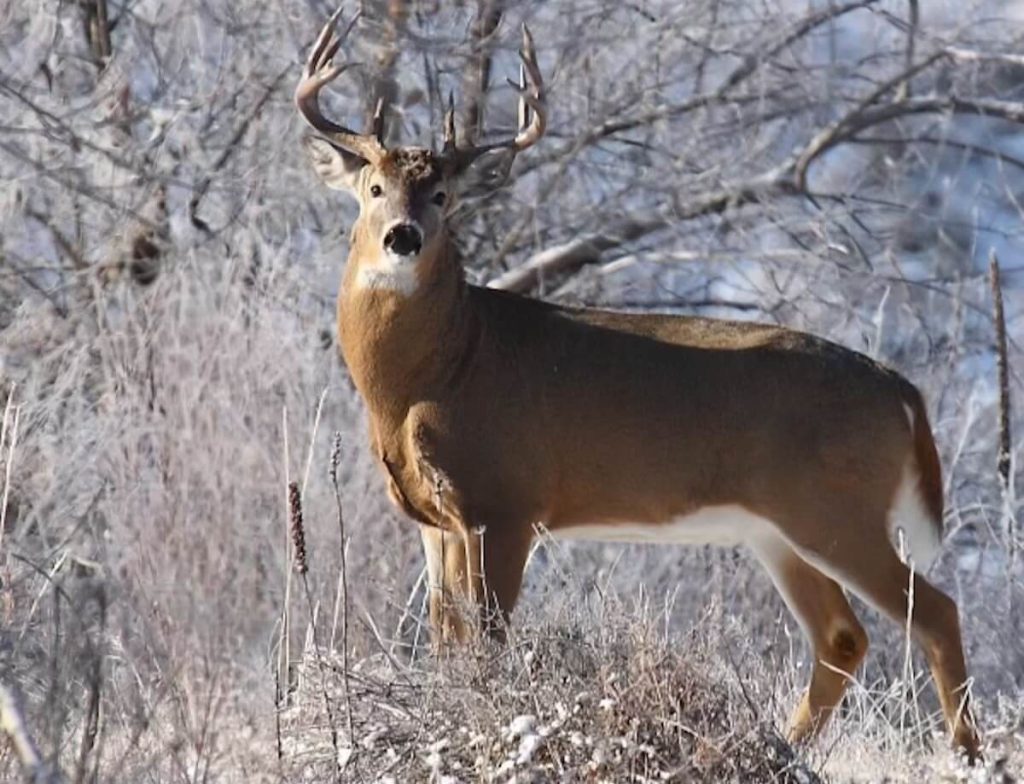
[516,733,543,765]
[423,750,442,771]
[507,714,537,739]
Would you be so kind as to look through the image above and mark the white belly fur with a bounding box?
[551,504,779,548]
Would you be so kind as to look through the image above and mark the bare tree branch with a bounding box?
[794,94,1024,189]
[0,78,188,189]
[459,0,504,146]
[497,71,1024,294]
[361,0,407,143]
[848,134,1024,173]
[488,177,786,292]
[0,140,156,228]
[545,0,880,154]
[945,47,1024,68]
[189,66,291,234]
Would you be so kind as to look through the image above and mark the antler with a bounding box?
[442,24,547,172]
[295,9,386,164]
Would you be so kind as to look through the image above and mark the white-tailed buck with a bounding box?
[297,10,981,760]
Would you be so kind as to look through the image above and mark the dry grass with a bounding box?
[281,610,819,783]
[280,641,1023,783]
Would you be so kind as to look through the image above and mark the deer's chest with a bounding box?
[375,404,533,529]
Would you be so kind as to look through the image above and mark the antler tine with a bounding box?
[511,24,546,151]
[371,97,386,144]
[441,23,546,173]
[443,92,457,153]
[516,63,529,132]
[308,6,345,74]
[295,9,386,163]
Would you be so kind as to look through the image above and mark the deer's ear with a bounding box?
[303,136,366,193]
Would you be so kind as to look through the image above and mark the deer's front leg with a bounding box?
[420,522,533,646]
[464,523,534,642]
[420,525,472,645]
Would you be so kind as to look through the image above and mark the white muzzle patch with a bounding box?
[355,220,424,296]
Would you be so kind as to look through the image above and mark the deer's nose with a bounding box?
[383,223,423,257]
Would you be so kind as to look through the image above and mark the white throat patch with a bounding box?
[355,252,420,297]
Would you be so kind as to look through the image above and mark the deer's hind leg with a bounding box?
[752,534,869,743]
[772,500,981,761]
[826,543,982,760]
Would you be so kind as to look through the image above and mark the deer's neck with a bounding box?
[337,234,474,430]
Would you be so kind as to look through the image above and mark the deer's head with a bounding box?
[297,10,545,295]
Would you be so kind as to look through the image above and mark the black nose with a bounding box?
[383,224,422,257]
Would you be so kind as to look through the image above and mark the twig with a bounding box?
[301,388,329,498]
[894,0,918,101]
[0,392,19,555]
[989,251,1012,492]
[899,536,922,750]
[795,93,1024,191]
[273,667,283,764]
[0,79,189,190]
[393,565,427,657]
[0,679,67,784]
[989,250,1016,581]
[328,434,355,748]
[25,210,89,272]
[72,585,105,784]
[847,134,1024,173]
[0,253,69,320]
[358,611,415,687]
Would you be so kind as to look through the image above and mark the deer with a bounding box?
[296,10,981,761]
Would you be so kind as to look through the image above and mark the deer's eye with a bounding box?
[431,191,446,206]
[370,184,383,198]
